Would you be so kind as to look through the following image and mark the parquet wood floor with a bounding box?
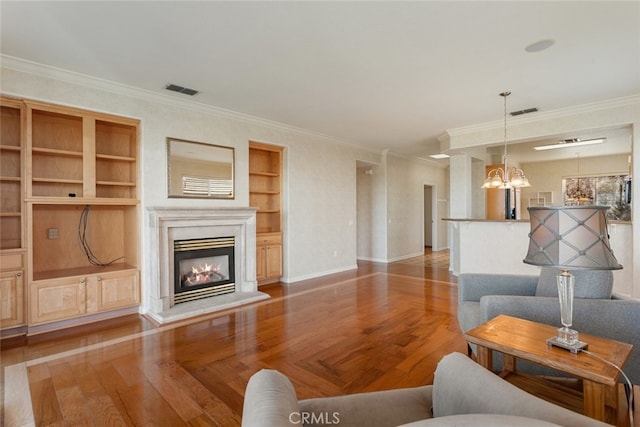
[2,255,465,426]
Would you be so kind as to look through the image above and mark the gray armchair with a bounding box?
[458,267,640,385]
[241,352,608,427]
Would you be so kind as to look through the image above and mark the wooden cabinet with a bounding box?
[30,276,87,325]
[0,255,24,329]
[92,269,140,312]
[30,269,139,326]
[249,142,283,284]
[256,233,283,282]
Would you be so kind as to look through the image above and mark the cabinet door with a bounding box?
[30,277,86,324]
[256,245,267,281]
[94,270,140,312]
[0,270,24,328]
[265,244,283,279]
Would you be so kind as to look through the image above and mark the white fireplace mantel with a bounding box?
[145,207,269,323]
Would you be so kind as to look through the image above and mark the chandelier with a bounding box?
[482,91,531,189]
[565,153,592,205]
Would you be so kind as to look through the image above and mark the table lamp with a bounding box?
[523,205,622,353]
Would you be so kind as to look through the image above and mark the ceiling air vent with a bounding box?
[510,107,538,116]
[165,84,199,96]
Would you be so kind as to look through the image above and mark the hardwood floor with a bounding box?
[2,253,466,426]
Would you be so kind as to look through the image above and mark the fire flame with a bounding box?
[185,263,223,285]
[192,263,215,275]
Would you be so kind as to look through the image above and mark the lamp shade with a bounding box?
[523,206,622,270]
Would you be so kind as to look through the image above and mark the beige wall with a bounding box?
[1,61,447,305]
[385,153,448,260]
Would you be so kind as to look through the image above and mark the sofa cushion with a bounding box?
[400,414,562,426]
[300,385,433,427]
[535,267,613,299]
[242,369,299,427]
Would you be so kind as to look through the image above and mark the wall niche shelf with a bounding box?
[249,142,283,284]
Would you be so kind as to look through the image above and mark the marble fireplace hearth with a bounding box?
[146,207,269,324]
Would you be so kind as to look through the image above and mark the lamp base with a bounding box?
[546,332,588,354]
[546,326,587,353]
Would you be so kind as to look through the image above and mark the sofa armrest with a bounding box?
[432,353,608,427]
[458,273,538,303]
[299,385,433,427]
[242,369,300,427]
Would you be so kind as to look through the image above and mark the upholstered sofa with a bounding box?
[241,352,608,426]
[458,267,640,385]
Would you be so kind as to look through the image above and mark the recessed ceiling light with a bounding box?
[533,137,606,151]
[429,154,450,159]
[525,39,555,53]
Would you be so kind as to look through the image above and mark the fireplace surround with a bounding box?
[146,207,269,323]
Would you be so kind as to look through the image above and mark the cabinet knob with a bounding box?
[80,278,86,283]
[97,277,102,283]
[16,272,22,277]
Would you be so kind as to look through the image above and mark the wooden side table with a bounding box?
[464,314,633,425]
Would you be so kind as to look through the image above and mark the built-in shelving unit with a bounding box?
[249,142,283,284]
[0,97,26,335]
[1,97,141,335]
[95,119,138,199]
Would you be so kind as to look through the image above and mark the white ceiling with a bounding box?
[1,1,639,158]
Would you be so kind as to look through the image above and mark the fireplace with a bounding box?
[173,237,235,304]
[146,207,269,324]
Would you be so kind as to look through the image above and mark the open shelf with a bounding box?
[1,101,24,251]
[96,154,136,162]
[0,217,21,250]
[32,147,83,158]
[31,109,83,152]
[31,204,139,275]
[249,171,279,177]
[0,145,20,152]
[26,102,138,200]
[0,176,21,182]
[33,262,137,282]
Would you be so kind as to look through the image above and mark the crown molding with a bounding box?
[1,55,383,155]
[446,94,640,138]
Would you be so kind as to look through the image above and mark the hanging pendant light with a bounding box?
[481,91,532,189]
[566,153,592,205]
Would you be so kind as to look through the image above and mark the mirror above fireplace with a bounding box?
[167,137,234,199]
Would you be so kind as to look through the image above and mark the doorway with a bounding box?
[424,185,433,248]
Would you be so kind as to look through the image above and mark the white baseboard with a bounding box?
[282,264,358,284]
